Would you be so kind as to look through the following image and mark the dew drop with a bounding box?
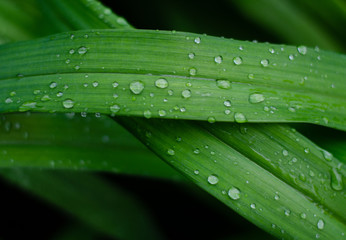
[69,49,75,54]
[207,116,216,123]
[249,93,265,103]
[78,46,88,55]
[282,149,289,156]
[317,219,324,230]
[130,81,144,94]
[112,82,119,88]
[268,48,275,54]
[19,101,37,112]
[284,209,291,216]
[62,99,75,109]
[189,67,197,76]
[300,213,307,219]
[143,110,152,119]
[109,104,120,113]
[167,149,175,156]
[214,56,223,64]
[182,89,192,98]
[289,54,294,61]
[233,56,243,65]
[228,187,241,200]
[158,109,166,117]
[194,170,199,175]
[321,150,333,161]
[331,167,343,191]
[188,53,195,59]
[92,81,99,87]
[49,82,57,89]
[234,112,247,123]
[194,37,201,44]
[260,59,269,67]
[250,203,256,209]
[5,98,13,104]
[216,80,231,89]
[297,45,307,55]
[155,78,168,89]
[193,148,200,154]
[207,174,219,185]
[223,100,231,107]
[40,95,51,102]
[248,73,254,79]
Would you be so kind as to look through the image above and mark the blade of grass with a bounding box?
[0,168,163,240]
[0,112,182,180]
[0,29,345,130]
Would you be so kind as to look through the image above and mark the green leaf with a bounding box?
[0,168,163,240]
[0,29,345,130]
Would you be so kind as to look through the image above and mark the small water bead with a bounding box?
[249,93,265,103]
[317,219,324,230]
[167,149,175,156]
[224,109,231,115]
[331,167,343,191]
[214,56,223,64]
[74,65,80,70]
[130,81,144,94]
[297,45,307,55]
[189,67,197,76]
[282,150,289,156]
[78,46,88,55]
[65,59,71,64]
[194,170,199,175]
[49,82,57,89]
[284,209,291,216]
[41,95,51,102]
[268,48,275,54]
[207,174,219,185]
[234,112,247,123]
[250,203,256,209]
[289,55,294,61]
[248,73,254,79]
[274,194,280,200]
[321,149,333,161]
[158,109,166,117]
[207,116,216,123]
[109,104,120,113]
[223,100,231,107]
[239,46,244,51]
[69,49,75,54]
[155,78,168,89]
[194,37,201,44]
[112,81,119,88]
[216,80,231,89]
[233,56,242,65]
[57,92,63,97]
[260,59,269,67]
[228,187,241,200]
[188,53,195,59]
[5,98,13,104]
[143,110,152,119]
[62,99,75,109]
[92,81,99,87]
[193,148,200,154]
[182,89,192,98]
[300,213,307,219]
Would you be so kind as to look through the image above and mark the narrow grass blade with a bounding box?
[0,112,182,180]
[0,168,163,240]
[0,30,345,130]
[118,117,346,240]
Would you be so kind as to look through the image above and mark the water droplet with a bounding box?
[233,56,243,65]
[62,99,75,109]
[250,203,256,209]
[130,81,144,94]
[19,101,37,112]
[248,73,254,79]
[207,174,219,185]
[158,109,166,117]
[41,95,51,102]
[194,37,201,44]
[304,148,310,154]
[249,93,265,103]
[274,194,280,200]
[297,45,307,55]
[110,104,120,113]
[143,110,152,119]
[5,98,13,104]
[194,170,199,175]
[189,67,197,75]
[317,219,324,230]
[188,53,195,59]
[331,167,343,191]
[92,81,99,87]
[193,148,200,154]
[65,59,71,64]
[268,48,275,54]
[289,54,294,61]
[182,89,192,98]
[223,100,231,107]
[260,59,269,67]
[78,46,88,55]
[234,112,247,123]
[284,209,291,216]
[155,78,168,89]
[228,187,241,200]
[167,149,175,156]
[49,82,57,89]
[57,92,63,97]
[300,213,307,219]
[282,150,289,156]
[207,116,216,123]
[216,80,231,89]
[69,49,75,54]
[321,150,333,161]
[214,56,223,64]
[112,82,119,88]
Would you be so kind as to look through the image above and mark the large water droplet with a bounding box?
[228,187,241,200]
[214,56,223,64]
[62,99,75,109]
[249,93,265,103]
[207,174,219,185]
[78,46,88,55]
[297,45,307,55]
[233,56,243,65]
[182,89,192,98]
[317,219,324,230]
[155,78,168,89]
[216,80,231,89]
[234,112,247,123]
[331,167,343,191]
[321,150,333,161]
[130,81,144,94]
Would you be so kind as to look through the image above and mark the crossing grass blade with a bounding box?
[0,112,182,180]
[0,29,345,130]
